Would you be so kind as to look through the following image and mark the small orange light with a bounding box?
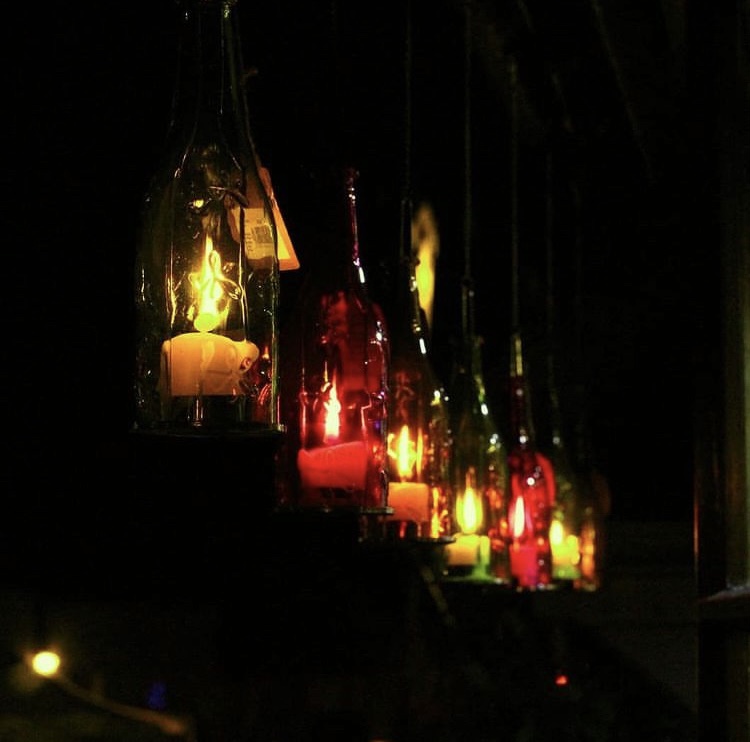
[554,672,568,686]
[323,378,341,443]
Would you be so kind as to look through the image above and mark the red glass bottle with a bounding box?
[280,167,390,523]
[506,330,554,589]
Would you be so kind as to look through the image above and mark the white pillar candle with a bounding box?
[445,533,491,568]
[297,441,369,490]
[162,333,259,396]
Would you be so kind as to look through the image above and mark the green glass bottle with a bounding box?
[444,282,510,582]
[133,0,280,435]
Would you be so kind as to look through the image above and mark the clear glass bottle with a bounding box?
[133,0,279,435]
[443,282,510,582]
[506,330,554,590]
[384,245,452,542]
[280,167,390,522]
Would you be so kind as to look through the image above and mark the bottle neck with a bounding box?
[390,252,428,348]
[171,0,253,163]
[305,165,371,298]
[344,167,362,274]
[509,331,535,448]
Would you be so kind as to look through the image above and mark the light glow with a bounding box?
[412,202,439,331]
[31,650,61,677]
[323,378,342,443]
[512,495,527,539]
[456,469,483,534]
[189,234,236,332]
[549,518,564,547]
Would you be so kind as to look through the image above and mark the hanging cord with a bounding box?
[545,151,562,435]
[545,152,554,345]
[461,0,475,344]
[510,56,520,332]
[572,181,584,361]
[400,0,413,264]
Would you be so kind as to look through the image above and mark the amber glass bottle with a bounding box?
[385,244,452,542]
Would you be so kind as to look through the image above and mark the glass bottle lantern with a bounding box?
[443,292,510,582]
[385,247,452,542]
[133,0,280,436]
[507,331,554,590]
[280,167,390,525]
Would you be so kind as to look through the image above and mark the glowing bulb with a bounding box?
[31,650,61,677]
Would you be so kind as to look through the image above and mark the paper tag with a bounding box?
[244,208,275,261]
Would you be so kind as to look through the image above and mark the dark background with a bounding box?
[5,0,702,527]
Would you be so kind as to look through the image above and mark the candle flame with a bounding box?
[189,234,239,332]
[323,379,341,443]
[512,495,527,539]
[457,473,483,535]
[388,425,419,480]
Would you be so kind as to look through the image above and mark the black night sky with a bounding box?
[5,0,702,532]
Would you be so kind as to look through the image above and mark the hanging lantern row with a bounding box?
[270,15,606,591]
[131,0,606,592]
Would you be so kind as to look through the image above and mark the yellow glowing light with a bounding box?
[549,518,564,546]
[388,425,419,480]
[31,650,61,677]
[189,234,236,332]
[550,518,582,563]
[323,379,341,442]
[456,471,483,534]
[412,202,439,332]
